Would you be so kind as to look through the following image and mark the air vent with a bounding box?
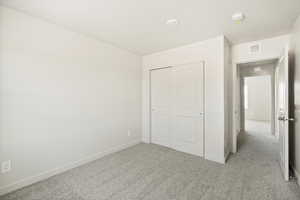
[254,67,262,72]
[249,43,261,54]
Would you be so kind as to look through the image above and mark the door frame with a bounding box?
[232,56,279,153]
[149,61,206,156]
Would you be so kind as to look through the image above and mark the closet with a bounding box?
[150,62,204,157]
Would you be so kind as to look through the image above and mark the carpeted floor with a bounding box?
[245,120,272,137]
[1,134,300,200]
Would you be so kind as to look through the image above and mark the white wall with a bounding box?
[290,15,300,184]
[232,35,290,63]
[0,6,142,194]
[142,36,228,163]
[244,76,271,121]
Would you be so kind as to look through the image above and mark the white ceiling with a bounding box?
[1,0,300,55]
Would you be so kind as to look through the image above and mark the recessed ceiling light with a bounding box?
[254,67,262,72]
[232,12,245,22]
[166,19,179,26]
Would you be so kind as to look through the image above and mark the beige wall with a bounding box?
[290,15,300,184]
[244,76,272,121]
[0,6,142,194]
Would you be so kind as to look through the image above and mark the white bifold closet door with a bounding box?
[151,62,204,157]
[150,67,172,148]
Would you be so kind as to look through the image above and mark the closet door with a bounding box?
[150,67,172,147]
[172,62,204,156]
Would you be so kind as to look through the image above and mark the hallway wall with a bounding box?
[244,76,271,122]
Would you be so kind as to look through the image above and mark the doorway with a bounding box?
[233,47,292,181]
[234,59,277,142]
[237,60,278,150]
[237,59,277,137]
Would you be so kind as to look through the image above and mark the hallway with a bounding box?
[233,133,300,199]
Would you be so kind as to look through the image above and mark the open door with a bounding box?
[277,46,291,181]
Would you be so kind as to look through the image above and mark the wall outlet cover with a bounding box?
[1,160,11,173]
[127,130,131,136]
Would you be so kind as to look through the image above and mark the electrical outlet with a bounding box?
[1,160,11,173]
[127,130,131,137]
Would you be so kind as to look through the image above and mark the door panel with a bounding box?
[172,63,204,156]
[174,117,197,142]
[277,47,290,181]
[150,68,172,147]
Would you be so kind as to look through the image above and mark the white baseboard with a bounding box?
[0,139,141,196]
[293,167,300,186]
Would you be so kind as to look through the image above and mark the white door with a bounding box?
[150,67,172,147]
[172,63,205,156]
[150,62,205,157]
[277,47,291,181]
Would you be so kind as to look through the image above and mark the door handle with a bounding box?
[278,116,295,121]
[284,117,295,122]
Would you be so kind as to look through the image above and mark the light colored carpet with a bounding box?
[1,134,300,200]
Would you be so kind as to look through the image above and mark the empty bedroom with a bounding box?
[0,0,300,200]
